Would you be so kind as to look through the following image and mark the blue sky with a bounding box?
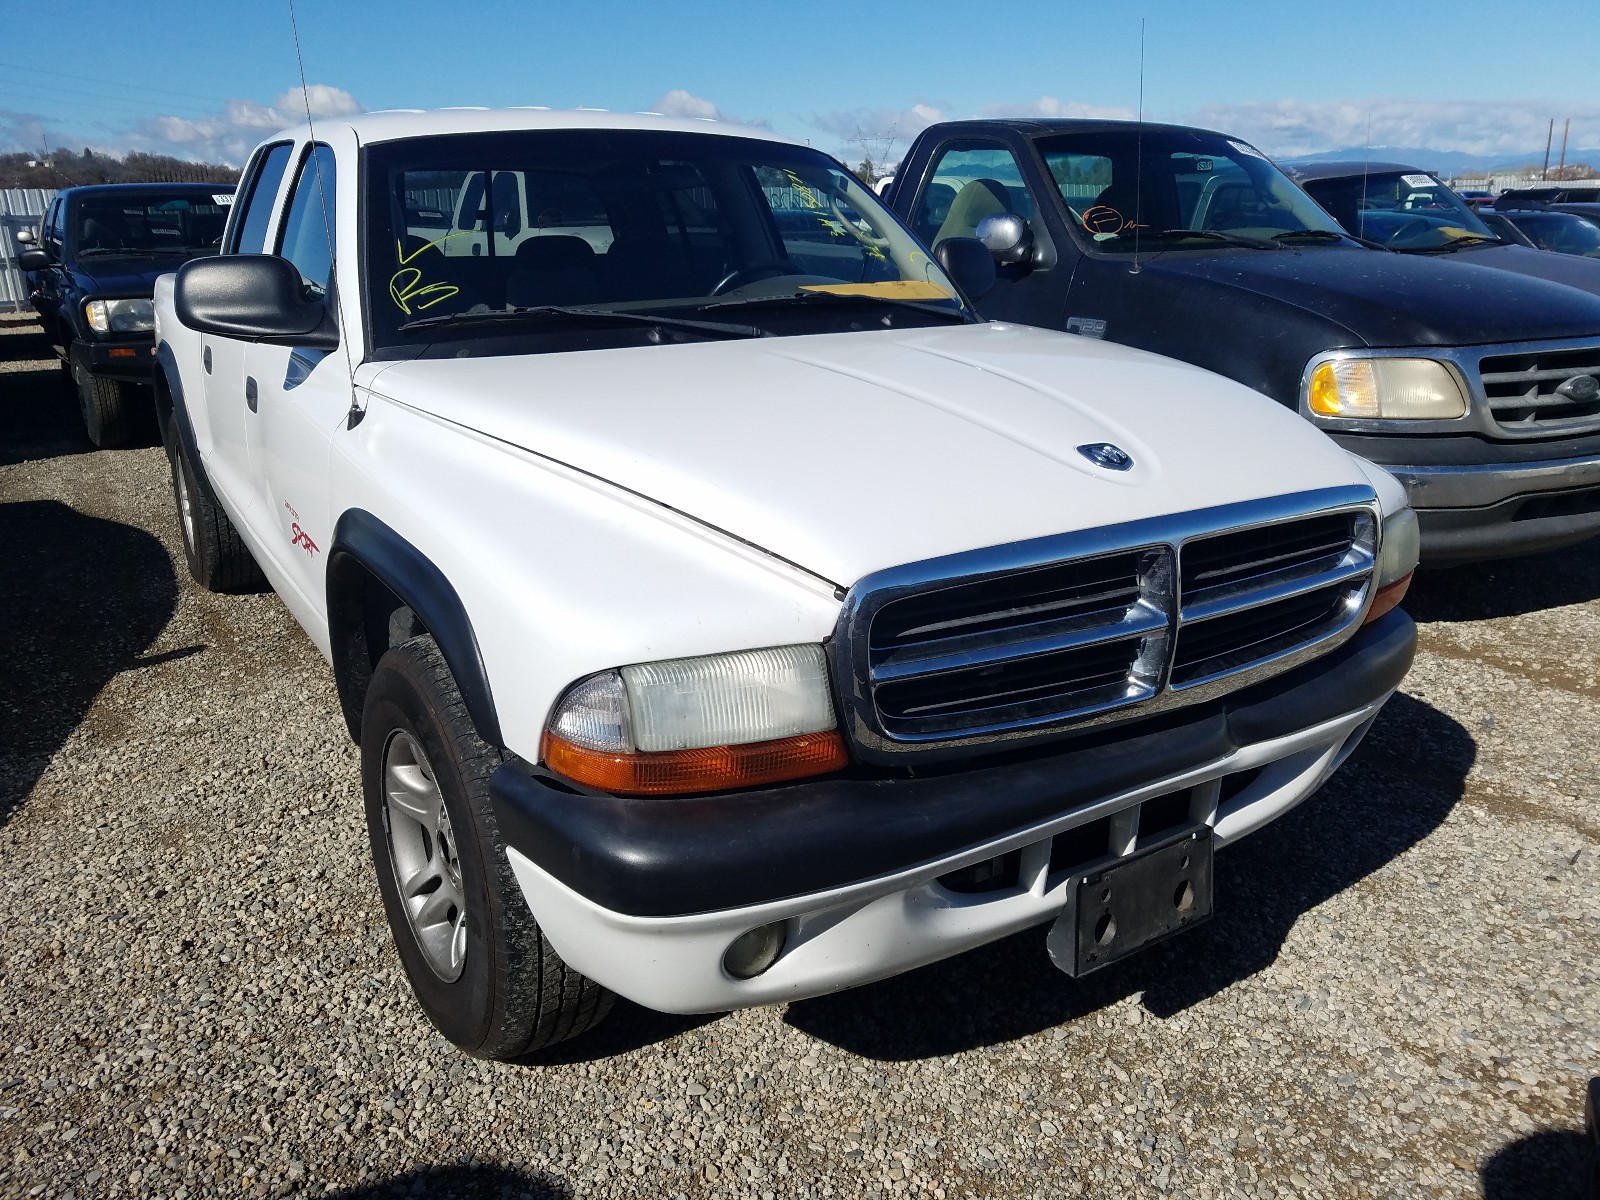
[3,0,1598,167]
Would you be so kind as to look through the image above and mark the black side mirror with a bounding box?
[18,249,51,272]
[935,237,997,300]
[976,213,1035,266]
[175,254,339,349]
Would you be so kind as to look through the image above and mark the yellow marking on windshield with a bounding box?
[801,281,953,300]
[389,232,471,314]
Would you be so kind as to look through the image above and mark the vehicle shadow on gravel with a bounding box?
[783,692,1474,1060]
[325,1163,572,1198]
[0,499,181,823]
[1407,541,1600,622]
[1479,1129,1595,1200]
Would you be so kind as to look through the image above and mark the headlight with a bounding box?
[542,645,847,795]
[1308,358,1467,420]
[84,298,154,335]
[1365,506,1420,624]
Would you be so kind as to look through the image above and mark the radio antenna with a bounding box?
[287,0,362,426]
[1130,17,1145,274]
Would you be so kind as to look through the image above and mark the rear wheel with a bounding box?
[362,635,613,1058]
[164,413,264,593]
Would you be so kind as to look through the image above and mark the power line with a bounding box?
[0,73,216,117]
[0,60,227,105]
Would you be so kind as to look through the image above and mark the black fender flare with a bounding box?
[326,509,503,748]
[153,341,210,484]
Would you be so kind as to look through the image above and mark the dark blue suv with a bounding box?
[22,182,234,447]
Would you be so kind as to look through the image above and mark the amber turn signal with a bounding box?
[542,728,849,796]
[1364,572,1412,625]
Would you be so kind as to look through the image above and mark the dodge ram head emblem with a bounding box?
[1077,443,1135,471]
[1555,374,1600,404]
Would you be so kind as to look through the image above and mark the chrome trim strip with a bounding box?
[1179,555,1370,625]
[830,486,1380,764]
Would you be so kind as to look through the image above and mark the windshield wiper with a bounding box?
[1115,229,1281,250]
[699,289,971,321]
[76,247,175,257]
[1401,234,1505,252]
[398,305,768,340]
[1276,228,1394,252]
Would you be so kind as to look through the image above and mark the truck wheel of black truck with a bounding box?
[164,413,265,593]
[77,367,134,450]
[361,634,614,1059]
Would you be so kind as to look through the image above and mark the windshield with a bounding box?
[1036,128,1345,252]
[363,129,966,356]
[1506,211,1600,258]
[70,192,233,256]
[1299,171,1497,250]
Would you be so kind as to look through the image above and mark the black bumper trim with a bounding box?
[1417,496,1600,565]
[490,610,1416,919]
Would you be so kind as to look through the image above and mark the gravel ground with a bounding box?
[0,309,1596,1200]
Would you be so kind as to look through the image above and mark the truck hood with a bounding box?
[1394,241,1600,297]
[365,323,1372,586]
[71,254,194,296]
[1145,245,1600,347]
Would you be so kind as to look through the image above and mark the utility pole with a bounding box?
[1557,117,1570,179]
[1542,119,1554,180]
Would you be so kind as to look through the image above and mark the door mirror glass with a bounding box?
[18,248,51,272]
[976,213,1034,266]
[935,236,996,300]
[174,254,338,348]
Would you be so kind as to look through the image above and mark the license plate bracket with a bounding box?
[1047,827,1213,977]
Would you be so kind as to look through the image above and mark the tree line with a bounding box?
[0,148,239,190]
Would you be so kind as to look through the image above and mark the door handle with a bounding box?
[245,376,258,413]
[203,345,212,374]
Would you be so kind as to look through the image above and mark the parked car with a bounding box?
[1473,209,1539,247]
[1489,207,1600,258]
[152,108,1417,1058]
[1288,162,1600,291]
[20,183,235,447]
[885,120,1600,565]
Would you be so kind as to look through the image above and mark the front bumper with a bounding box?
[1387,453,1600,564]
[72,336,157,385]
[492,610,1415,1013]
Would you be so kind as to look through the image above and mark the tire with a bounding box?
[362,635,613,1058]
[77,364,135,449]
[164,413,265,593]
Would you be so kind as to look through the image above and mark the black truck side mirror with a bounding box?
[17,248,51,272]
[175,255,339,350]
[935,237,997,300]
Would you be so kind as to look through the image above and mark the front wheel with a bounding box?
[362,635,613,1058]
[76,366,134,449]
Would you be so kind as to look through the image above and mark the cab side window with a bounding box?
[912,143,1034,247]
[277,145,337,294]
[229,142,294,254]
[43,198,63,257]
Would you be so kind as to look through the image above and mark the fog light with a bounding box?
[723,922,786,979]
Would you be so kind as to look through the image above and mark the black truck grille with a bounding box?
[835,493,1378,753]
[1479,346,1600,434]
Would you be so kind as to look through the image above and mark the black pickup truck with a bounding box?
[22,182,234,447]
[886,120,1600,565]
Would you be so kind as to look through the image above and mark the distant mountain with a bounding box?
[1275,145,1600,176]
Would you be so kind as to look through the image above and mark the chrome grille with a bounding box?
[1479,347,1600,434]
[832,488,1378,760]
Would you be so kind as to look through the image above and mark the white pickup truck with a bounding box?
[152,108,1419,1059]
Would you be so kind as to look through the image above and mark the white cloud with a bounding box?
[978,97,1135,121]
[651,90,770,129]
[135,85,365,164]
[1188,98,1600,161]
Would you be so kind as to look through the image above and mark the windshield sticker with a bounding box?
[1401,173,1435,189]
[1227,140,1266,160]
[212,194,234,206]
[389,233,469,314]
[800,281,952,300]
